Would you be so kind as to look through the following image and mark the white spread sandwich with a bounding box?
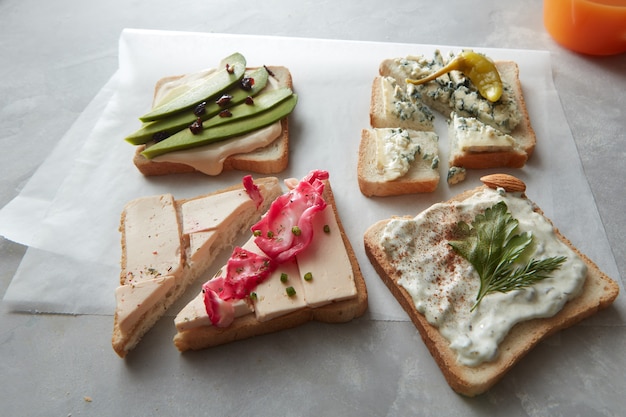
[173,170,368,352]
[124,52,297,176]
[112,176,283,358]
[363,174,619,396]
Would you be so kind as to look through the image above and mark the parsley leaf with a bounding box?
[449,201,567,311]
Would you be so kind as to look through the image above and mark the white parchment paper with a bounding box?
[1,29,622,323]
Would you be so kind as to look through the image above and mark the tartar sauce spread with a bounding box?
[380,187,587,366]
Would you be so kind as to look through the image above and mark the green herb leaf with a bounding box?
[448,201,567,311]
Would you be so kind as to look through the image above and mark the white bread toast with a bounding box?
[363,174,619,396]
[112,177,283,358]
[173,179,368,352]
[357,128,440,196]
[379,55,536,170]
[132,66,293,176]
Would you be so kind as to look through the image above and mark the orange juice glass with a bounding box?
[544,0,626,55]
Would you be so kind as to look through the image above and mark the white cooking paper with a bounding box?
[1,29,623,323]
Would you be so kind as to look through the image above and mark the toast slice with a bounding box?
[173,172,368,352]
[363,174,619,396]
[357,127,440,196]
[131,66,293,176]
[379,52,536,169]
[112,176,283,358]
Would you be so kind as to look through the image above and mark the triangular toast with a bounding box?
[112,177,283,357]
[172,172,368,352]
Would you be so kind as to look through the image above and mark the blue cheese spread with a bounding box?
[448,112,518,153]
[388,50,522,133]
[374,128,439,181]
[396,51,453,108]
[379,187,587,366]
[451,82,521,133]
[379,76,434,131]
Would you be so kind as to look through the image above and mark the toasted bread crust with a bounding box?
[112,177,283,358]
[447,148,528,169]
[369,76,388,128]
[363,185,619,396]
[173,180,368,352]
[497,61,536,159]
[132,66,293,176]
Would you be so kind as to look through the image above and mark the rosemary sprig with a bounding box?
[448,201,566,311]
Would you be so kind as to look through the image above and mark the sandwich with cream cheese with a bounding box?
[125,52,296,176]
[112,176,283,358]
[173,170,368,351]
[363,174,619,396]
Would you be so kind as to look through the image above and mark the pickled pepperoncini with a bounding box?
[406,50,503,102]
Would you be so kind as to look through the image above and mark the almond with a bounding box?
[480,174,526,193]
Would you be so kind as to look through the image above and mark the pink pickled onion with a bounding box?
[242,175,263,209]
[203,289,235,327]
[203,247,276,300]
[251,170,329,263]
[202,170,330,325]
[202,247,276,326]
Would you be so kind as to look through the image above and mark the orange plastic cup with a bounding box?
[544,0,626,55]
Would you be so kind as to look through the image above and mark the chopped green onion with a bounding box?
[286,286,296,297]
[250,292,257,300]
[304,272,313,281]
[291,226,301,236]
[323,225,330,233]
[280,272,288,283]
[253,230,261,237]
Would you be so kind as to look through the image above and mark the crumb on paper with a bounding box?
[447,166,467,185]
[83,396,92,402]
